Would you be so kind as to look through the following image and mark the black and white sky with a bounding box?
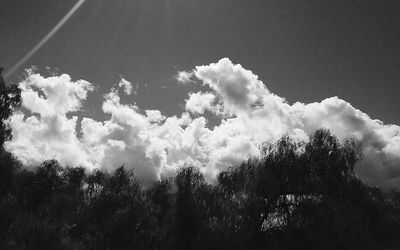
[1,0,400,187]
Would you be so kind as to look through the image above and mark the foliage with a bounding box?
[0,79,21,148]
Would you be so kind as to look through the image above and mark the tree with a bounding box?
[0,68,21,148]
[0,67,21,202]
[175,166,205,249]
[1,120,400,249]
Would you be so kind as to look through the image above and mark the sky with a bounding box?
[1,0,400,187]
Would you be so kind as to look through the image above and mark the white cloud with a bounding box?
[175,70,195,85]
[118,78,134,95]
[145,110,166,124]
[194,58,269,115]
[185,92,220,115]
[4,59,400,187]
[20,73,93,116]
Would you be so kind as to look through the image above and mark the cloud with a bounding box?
[4,58,400,187]
[6,74,93,168]
[185,92,219,115]
[175,71,195,85]
[118,78,134,95]
[20,73,93,116]
[195,58,269,115]
[146,110,166,124]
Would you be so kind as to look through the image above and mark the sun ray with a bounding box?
[4,0,87,79]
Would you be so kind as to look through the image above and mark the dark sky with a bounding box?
[1,0,400,124]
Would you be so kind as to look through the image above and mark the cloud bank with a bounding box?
[5,58,400,187]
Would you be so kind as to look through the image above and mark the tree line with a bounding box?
[1,75,400,249]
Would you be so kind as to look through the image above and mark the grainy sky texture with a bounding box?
[1,0,400,187]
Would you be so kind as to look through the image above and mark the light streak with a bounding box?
[4,0,87,79]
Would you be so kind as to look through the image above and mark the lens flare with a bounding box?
[4,0,87,79]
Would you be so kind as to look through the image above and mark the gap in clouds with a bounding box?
[4,58,400,188]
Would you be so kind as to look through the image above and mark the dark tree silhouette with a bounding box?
[0,68,21,148]
[1,125,400,249]
[0,66,21,194]
[175,166,203,249]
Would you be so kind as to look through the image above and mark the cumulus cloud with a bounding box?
[185,92,220,115]
[4,58,400,187]
[195,58,269,114]
[146,110,166,124]
[20,73,93,116]
[175,71,195,85]
[118,78,134,95]
[6,74,93,168]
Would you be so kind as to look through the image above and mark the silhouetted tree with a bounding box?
[0,69,21,148]
[1,126,400,249]
[174,166,204,249]
[0,68,21,194]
